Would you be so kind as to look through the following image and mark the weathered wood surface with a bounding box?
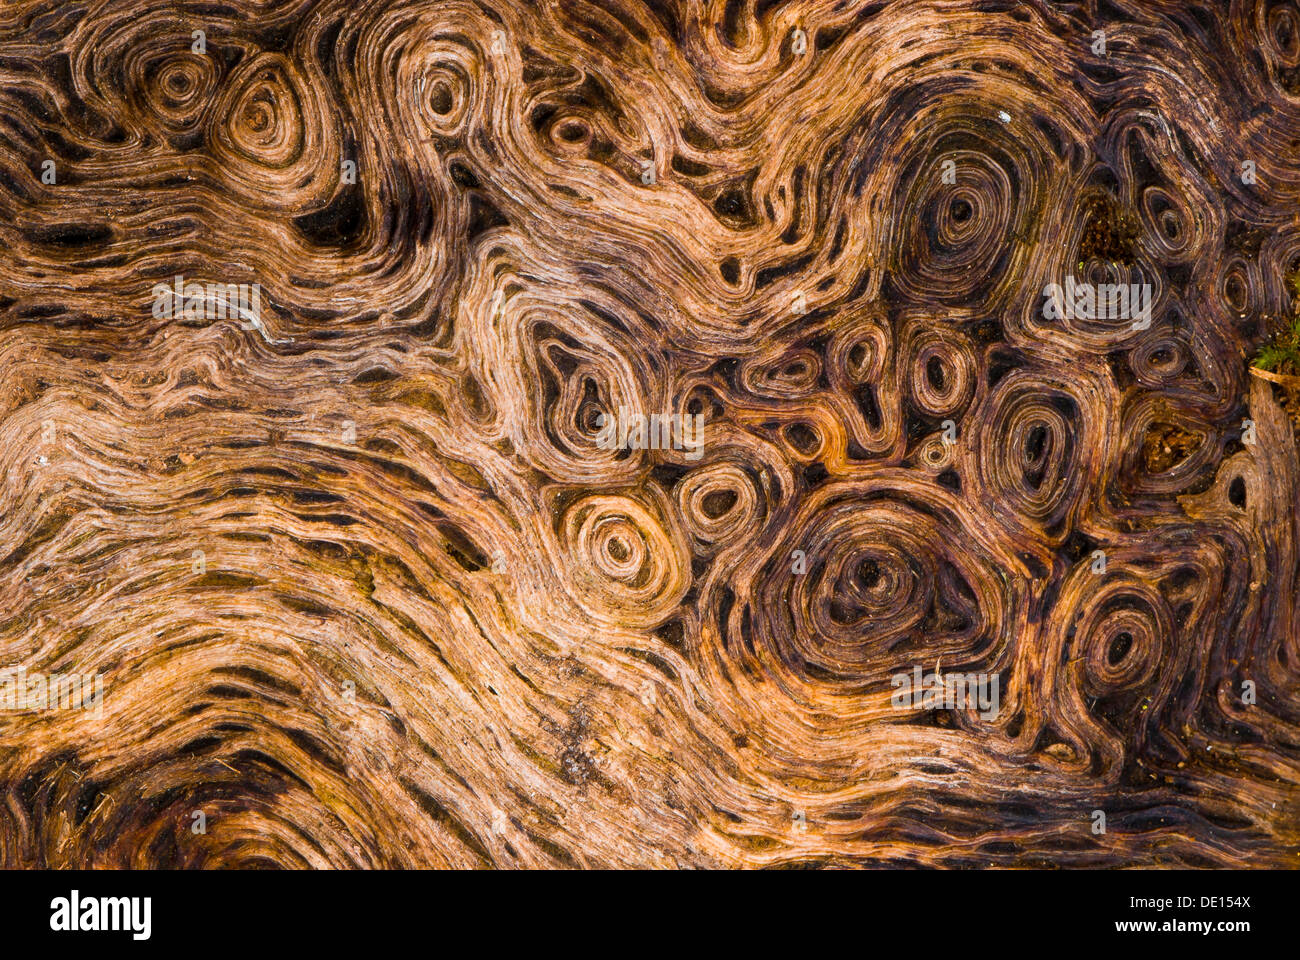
[0,0,1298,868]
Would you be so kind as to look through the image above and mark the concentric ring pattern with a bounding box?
[0,0,1298,868]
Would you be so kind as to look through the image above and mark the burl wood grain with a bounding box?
[0,0,1298,868]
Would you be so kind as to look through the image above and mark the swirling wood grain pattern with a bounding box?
[1,0,1299,869]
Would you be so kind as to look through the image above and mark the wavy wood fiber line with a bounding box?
[0,0,1298,869]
